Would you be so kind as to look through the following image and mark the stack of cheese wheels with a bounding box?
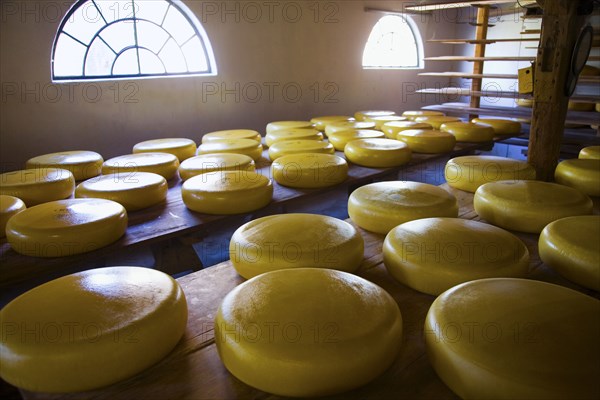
[383,218,529,295]
[310,116,353,131]
[445,155,536,192]
[396,129,456,154]
[474,180,593,233]
[201,129,261,143]
[381,121,432,139]
[0,195,26,238]
[102,153,180,180]
[328,129,384,151]
[0,266,187,393]
[555,158,600,196]
[75,172,168,211]
[197,139,263,162]
[425,278,600,399]
[229,214,364,278]
[579,145,600,160]
[132,138,197,161]
[471,118,522,135]
[344,138,412,168]
[516,98,534,108]
[182,171,272,214]
[215,268,403,397]
[268,140,334,161]
[178,154,255,181]
[5,198,127,257]
[271,154,348,188]
[354,110,396,121]
[265,128,323,147]
[363,115,407,130]
[539,215,600,291]
[25,151,103,181]
[266,121,313,134]
[348,181,458,234]
[568,101,595,112]
[0,168,75,206]
[414,116,461,130]
[440,122,495,142]
[325,121,376,137]
[402,110,444,121]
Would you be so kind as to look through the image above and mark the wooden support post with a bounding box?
[469,5,490,120]
[528,0,586,181]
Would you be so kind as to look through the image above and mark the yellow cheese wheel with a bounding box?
[354,110,396,121]
[229,214,364,279]
[568,101,595,111]
[555,159,600,196]
[75,172,167,211]
[539,215,600,291]
[271,153,348,188]
[201,129,261,143]
[596,103,600,113]
[197,139,263,162]
[474,180,593,233]
[381,121,432,139]
[182,171,272,214]
[0,266,187,393]
[363,115,407,130]
[0,168,75,207]
[266,121,313,134]
[215,268,402,397]
[579,145,600,160]
[440,122,495,142]
[344,138,412,168]
[132,138,197,161]
[0,195,26,238]
[445,155,536,192]
[268,140,335,161]
[383,218,529,295]
[310,116,353,131]
[102,153,180,180]
[396,129,456,154]
[265,128,323,147]
[5,198,127,257]
[516,98,533,108]
[425,278,600,400]
[328,129,384,151]
[325,121,377,136]
[25,151,103,181]
[178,154,255,181]
[414,116,461,130]
[471,118,522,135]
[402,110,444,121]
[348,181,458,234]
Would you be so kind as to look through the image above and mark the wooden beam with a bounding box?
[470,5,490,119]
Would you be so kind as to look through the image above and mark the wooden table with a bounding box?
[20,184,599,400]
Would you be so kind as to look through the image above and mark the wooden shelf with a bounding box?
[427,38,539,44]
[425,56,536,62]
[405,1,518,11]
[417,87,599,104]
[419,72,517,79]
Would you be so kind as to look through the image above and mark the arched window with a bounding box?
[362,15,424,69]
[52,0,217,82]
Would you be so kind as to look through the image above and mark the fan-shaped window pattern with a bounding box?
[52,0,217,82]
[362,15,423,69]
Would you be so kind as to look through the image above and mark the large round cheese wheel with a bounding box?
[0,168,75,207]
[383,218,529,295]
[265,128,323,147]
[568,101,595,111]
[354,110,396,121]
[579,145,600,160]
[363,115,407,130]
[178,154,255,181]
[182,171,272,214]
[445,155,537,192]
[425,278,600,400]
[396,129,456,154]
[102,153,180,180]
[197,139,263,162]
[344,138,412,168]
[268,140,334,161]
[555,159,600,196]
[414,116,461,130]
[310,116,353,131]
[132,138,197,161]
[381,121,432,139]
[516,98,533,108]
[325,121,377,136]
[348,181,458,234]
[229,214,364,279]
[201,129,261,143]
[471,118,522,135]
[328,129,384,151]
[215,268,402,397]
[596,103,600,113]
[401,110,444,121]
[5,199,127,257]
[474,180,593,233]
[539,215,600,291]
[75,172,167,211]
[271,154,348,188]
[440,122,495,142]
[266,121,313,134]
[26,151,103,181]
[0,266,187,393]
[0,195,26,238]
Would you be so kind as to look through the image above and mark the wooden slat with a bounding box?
[425,56,536,61]
[405,0,518,11]
[416,88,599,104]
[419,72,518,79]
[469,5,490,115]
[427,38,539,44]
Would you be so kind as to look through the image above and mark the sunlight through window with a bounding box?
[363,15,423,69]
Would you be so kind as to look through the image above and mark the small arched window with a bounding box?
[52,0,217,82]
[362,15,424,69]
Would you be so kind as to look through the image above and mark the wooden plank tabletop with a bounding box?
[19,185,600,400]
